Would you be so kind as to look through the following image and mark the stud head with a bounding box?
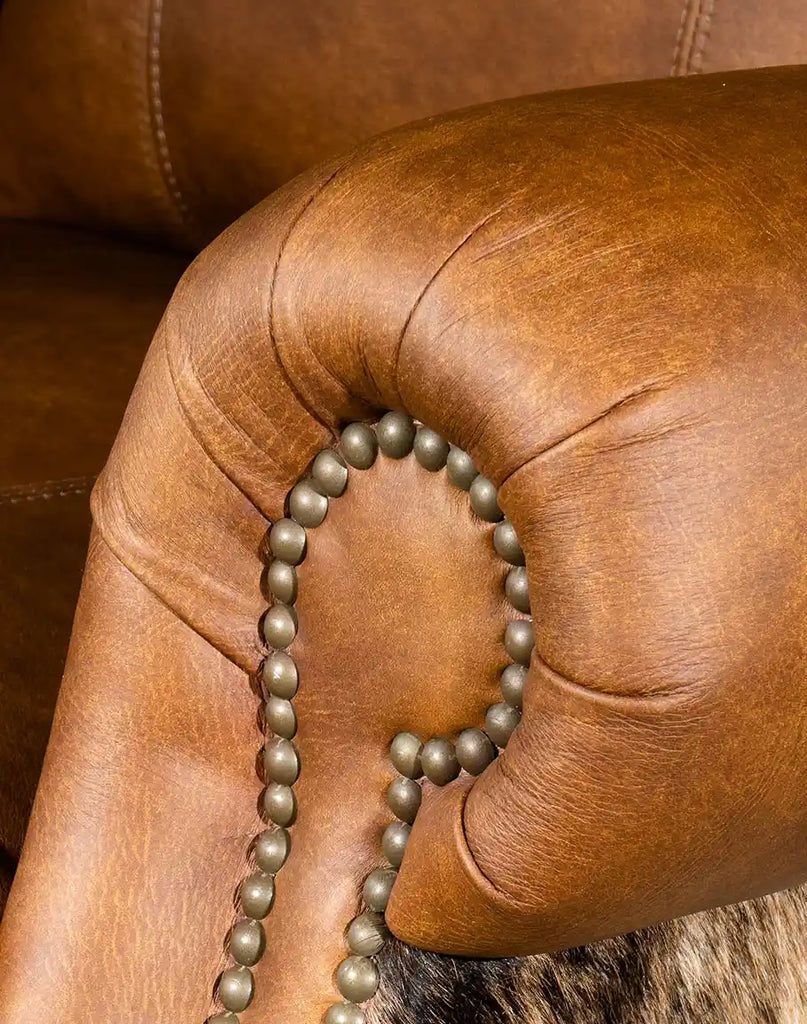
[381,821,411,868]
[229,918,266,967]
[265,695,297,739]
[254,827,291,874]
[421,736,460,786]
[336,955,380,1003]
[505,566,530,613]
[386,777,422,824]
[485,702,522,748]
[389,732,423,779]
[413,427,450,471]
[376,411,415,458]
[341,423,378,470]
[362,867,397,912]
[262,603,298,649]
[207,1015,239,1024]
[264,738,301,786]
[260,652,298,700]
[469,474,503,522]
[326,1003,367,1024]
[446,445,478,490]
[312,449,349,497]
[268,518,307,564]
[455,728,496,775]
[493,519,525,566]
[263,782,297,827]
[504,619,535,665]
[500,663,527,710]
[239,871,275,920]
[347,911,389,956]
[289,479,329,528]
[218,966,255,1012]
[266,560,297,605]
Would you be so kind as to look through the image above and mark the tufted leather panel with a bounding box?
[2,0,806,247]
[0,66,803,1020]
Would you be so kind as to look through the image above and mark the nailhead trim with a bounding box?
[206,417,532,1023]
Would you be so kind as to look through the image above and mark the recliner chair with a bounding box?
[0,3,805,1022]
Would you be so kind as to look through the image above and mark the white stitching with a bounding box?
[147,0,193,232]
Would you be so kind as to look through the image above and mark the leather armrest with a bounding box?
[1,65,804,1020]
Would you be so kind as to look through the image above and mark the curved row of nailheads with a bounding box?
[205,412,533,1023]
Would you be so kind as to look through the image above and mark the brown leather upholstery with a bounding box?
[1,66,803,1020]
[7,0,805,923]
[1,0,806,247]
[0,222,186,902]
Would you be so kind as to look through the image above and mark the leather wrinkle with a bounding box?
[93,514,247,675]
[392,200,515,401]
[529,645,703,709]
[496,377,681,492]
[455,778,540,914]
[269,158,372,429]
[169,325,296,496]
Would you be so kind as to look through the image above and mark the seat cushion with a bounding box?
[0,220,186,906]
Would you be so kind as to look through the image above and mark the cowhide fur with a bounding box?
[368,886,807,1023]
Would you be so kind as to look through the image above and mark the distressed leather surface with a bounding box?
[0,66,805,1019]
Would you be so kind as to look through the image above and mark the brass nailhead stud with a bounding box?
[414,426,450,471]
[504,619,534,665]
[469,474,504,522]
[289,479,329,528]
[485,702,522,749]
[347,910,389,956]
[239,871,275,920]
[268,518,307,564]
[377,411,416,459]
[312,449,349,497]
[455,727,496,775]
[504,565,530,613]
[421,736,460,786]
[218,966,255,1013]
[340,423,378,470]
[253,828,291,874]
[362,868,397,912]
[261,652,299,700]
[336,955,380,1003]
[389,732,423,779]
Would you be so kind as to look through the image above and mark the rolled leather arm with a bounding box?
[1,65,805,1020]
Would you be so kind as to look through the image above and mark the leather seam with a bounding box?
[690,0,717,73]
[670,0,716,76]
[0,475,97,505]
[146,0,198,245]
[266,163,358,432]
[670,0,693,75]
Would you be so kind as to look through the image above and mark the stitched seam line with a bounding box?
[0,475,97,505]
[667,0,692,75]
[147,0,197,241]
[690,0,717,73]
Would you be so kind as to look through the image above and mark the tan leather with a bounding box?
[0,221,185,904]
[3,0,806,247]
[1,66,804,1019]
